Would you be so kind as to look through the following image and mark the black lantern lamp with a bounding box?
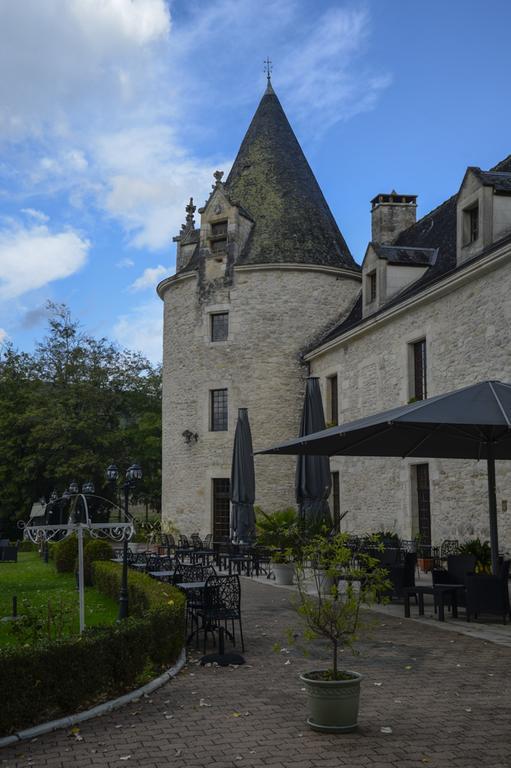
[106,462,142,620]
[68,480,79,495]
[49,490,58,503]
[82,481,95,495]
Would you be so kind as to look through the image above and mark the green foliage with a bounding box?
[0,302,162,537]
[293,532,391,680]
[9,598,74,645]
[54,534,78,573]
[256,507,300,563]
[0,562,185,735]
[83,539,113,586]
[16,540,37,552]
[0,552,118,648]
[459,537,492,574]
[367,531,401,548]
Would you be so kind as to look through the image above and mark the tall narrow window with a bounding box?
[212,478,230,539]
[415,464,431,547]
[210,388,228,431]
[331,471,340,531]
[211,312,228,342]
[328,374,338,425]
[463,205,479,245]
[412,339,427,400]
[367,271,377,303]
[210,220,227,252]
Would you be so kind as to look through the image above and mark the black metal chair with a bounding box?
[177,534,194,561]
[432,554,477,609]
[173,562,217,637]
[385,552,417,600]
[465,560,511,623]
[197,574,245,653]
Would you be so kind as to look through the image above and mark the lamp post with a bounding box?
[106,463,142,620]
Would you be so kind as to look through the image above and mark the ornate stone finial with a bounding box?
[264,56,272,85]
[180,197,196,235]
[213,170,224,189]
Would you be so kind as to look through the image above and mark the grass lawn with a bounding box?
[0,552,119,647]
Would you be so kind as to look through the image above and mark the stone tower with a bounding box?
[157,80,361,537]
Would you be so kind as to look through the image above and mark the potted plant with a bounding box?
[256,508,299,585]
[293,531,390,733]
[459,538,492,573]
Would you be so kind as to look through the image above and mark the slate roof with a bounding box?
[472,169,511,193]
[307,154,511,352]
[372,244,438,266]
[223,84,358,271]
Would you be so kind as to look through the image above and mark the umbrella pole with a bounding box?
[487,454,499,575]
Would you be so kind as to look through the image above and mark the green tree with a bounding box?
[0,303,162,536]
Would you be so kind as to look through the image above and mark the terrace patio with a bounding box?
[2,576,510,768]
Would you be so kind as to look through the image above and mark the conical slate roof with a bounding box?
[225,84,358,271]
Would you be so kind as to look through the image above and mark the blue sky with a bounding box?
[0,0,510,362]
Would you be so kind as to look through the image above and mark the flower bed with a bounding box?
[0,563,185,736]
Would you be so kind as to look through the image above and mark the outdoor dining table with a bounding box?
[403,584,465,621]
[148,570,174,581]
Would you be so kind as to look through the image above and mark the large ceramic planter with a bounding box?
[299,670,363,733]
[272,562,294,585]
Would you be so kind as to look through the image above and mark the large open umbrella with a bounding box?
[296,377,332,526]
[231,408,256,544]
[258,380,511,574]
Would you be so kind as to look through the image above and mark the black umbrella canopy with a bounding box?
[230,408,256,544]
[258,381,511,574]
[295,377,332,526]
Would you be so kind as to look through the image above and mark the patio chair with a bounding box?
[465,560,511,623]
[385,552,417,600]
[197,574,245,653]
[432,554,476,608]
[177,535,194,561]
[173,562,217,636]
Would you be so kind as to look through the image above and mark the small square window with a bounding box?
[210,389,228,431]
[211,312,228,342]
[367,271,377,303]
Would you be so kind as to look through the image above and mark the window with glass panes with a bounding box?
[210,220,227,252]
[212,478,230,539]
[210,388,228,431]
[211,312,228,342]
[328,374,338,425]
[331,471,340,530]
[412,339,427,400]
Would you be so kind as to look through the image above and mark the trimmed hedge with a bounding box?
[54,534,78,573]
[83,540,113,585]
[0,563,185,736]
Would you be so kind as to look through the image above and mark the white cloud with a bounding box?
[0,0,171,140]
[278,7,391,132]
[116,257,135,269]
[0,328,8,345]
[21,208,49,223]
[0,222,89,300]
[113,299,162,362]
[129,265,169,292]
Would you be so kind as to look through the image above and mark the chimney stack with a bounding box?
[371,191,417,245]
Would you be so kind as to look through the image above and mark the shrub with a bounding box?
[54,534,78,573]
[17,540,37,552]
[83,539,113,585]
[459,538,491,573]
[0,563,185,736]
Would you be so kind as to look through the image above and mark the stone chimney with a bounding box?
[371,191,417,245]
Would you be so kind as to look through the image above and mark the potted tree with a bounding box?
[293,531,390,733]
[256,508,298,585]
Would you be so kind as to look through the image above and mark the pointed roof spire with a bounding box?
[263,56,273,93]
[224,84,358,271]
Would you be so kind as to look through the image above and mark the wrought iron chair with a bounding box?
[197,574,245,653]
[465,560,510,623]
[173,562,217,636]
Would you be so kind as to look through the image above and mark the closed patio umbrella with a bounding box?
[258,380,511,574]
[230,408,256,544]
[295,377,332,526]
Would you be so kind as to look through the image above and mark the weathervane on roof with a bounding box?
[263,57,272,85]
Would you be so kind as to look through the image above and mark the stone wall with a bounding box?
[310,249,511,551]
[161,265,360,535]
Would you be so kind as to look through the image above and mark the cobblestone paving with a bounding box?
[2,578,511,768]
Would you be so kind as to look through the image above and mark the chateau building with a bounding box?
[158,80,511,550]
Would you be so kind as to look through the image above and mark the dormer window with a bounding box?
[463,204,479,245]
[210,220,228,253]
[367,271,377,303]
